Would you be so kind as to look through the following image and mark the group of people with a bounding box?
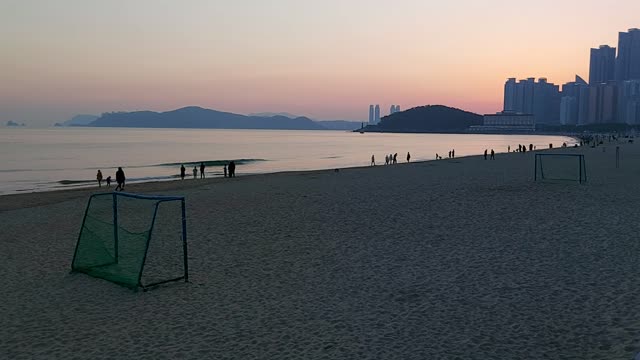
[371,152,411,166]
[95,161,239,189]
[483,149,495,160]
[179,161,236,180]
[96,167,126,191]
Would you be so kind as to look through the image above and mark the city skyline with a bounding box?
[3,1,640,126]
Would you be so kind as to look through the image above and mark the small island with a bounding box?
[6,120,26,127]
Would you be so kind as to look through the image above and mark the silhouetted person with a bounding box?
[530,144,534,151]
[371,154,375,166]
[200,162,205,179]
[436,153,439,160]
[508,145,510,153]
[229,161,236,177]
[193,166,197,179]
[115,167,125,191]
[484,149,488,160]
[490,149,495,160]
[385,154,389,165]
[549,143,553,149]
[180,164,186,180]
[106,176,111,187]
[96,170,103,187]
[224,165,227,178]
[406,152,411,162]
[393,153,398,164]
[452,149,455,158]
[448,151,451,158]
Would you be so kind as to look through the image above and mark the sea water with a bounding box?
[0,127,576,195]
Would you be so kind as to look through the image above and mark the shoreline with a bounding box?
[0,143,586,213]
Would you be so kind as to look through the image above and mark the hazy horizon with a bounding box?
[2,0,640,126]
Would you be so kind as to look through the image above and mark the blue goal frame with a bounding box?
[534,154,587,184]
[71,192,189,291]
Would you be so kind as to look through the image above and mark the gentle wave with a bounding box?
[155,159,266,167]
[0,159,266,173]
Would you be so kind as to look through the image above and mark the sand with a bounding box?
[2,140,640,359]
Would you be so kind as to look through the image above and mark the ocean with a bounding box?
[0,127,576,195]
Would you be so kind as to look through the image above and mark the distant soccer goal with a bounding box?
[534,154,587,184]
[71,192,189,290]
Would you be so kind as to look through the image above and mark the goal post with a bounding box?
[71,192,189,290]
[534,153,587,184]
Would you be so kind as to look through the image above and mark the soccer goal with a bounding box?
[71,192,189,290]
[534,154,587,184]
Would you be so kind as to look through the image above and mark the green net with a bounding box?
[71,193,187,289]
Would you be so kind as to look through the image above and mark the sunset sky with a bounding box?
[2,0,640,126]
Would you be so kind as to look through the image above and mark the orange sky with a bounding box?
[2,0,640,125]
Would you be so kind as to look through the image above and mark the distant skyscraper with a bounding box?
[390,105,396,115]
[615,28,640,82]
[369,105,375,124]
[503,78,517,111]
[374,105,380,123]
[396,105,401,112]
[560,75,588,125]
[502,77,561,124]
[589,45,616,85]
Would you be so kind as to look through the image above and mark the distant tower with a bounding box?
[369,105,375,124]
[395,105,401,113]
[374,105,380,123]
[390,105,396,115]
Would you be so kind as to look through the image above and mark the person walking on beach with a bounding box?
[106,176,111,187]
[508,145,511,153]
[393,153,398,164]
[371,154,375,166]
[484,149,488,160]
[180,164,186,180]
[452,149,455,158]
[223,165,227,178]
[490,149,495,160]
[448,151,451,158]
[193,166,197,179]
[228,161,236,177]
[96,170,103,187]
[406,152,411,162]
[115,167,125,191]
[200,162,205,179]
[385,154,389,165]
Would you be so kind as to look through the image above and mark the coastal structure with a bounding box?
[470,111,535,132]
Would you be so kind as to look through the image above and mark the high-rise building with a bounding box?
[374,105,380,123]
[390,105,396,115]
[369,105,375,124]
[560,75,588,125]
[503,77,561,124]
[587,81,618,124]
[589,45,616,85]
[618,80,640,124]
[396,105,401,112]
[615,28,640,82]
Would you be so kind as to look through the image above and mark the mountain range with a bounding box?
[58,107,361,131]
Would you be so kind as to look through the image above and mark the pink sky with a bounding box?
[2,0,640,125]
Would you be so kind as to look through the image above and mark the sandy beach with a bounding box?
[2,140,640,359]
